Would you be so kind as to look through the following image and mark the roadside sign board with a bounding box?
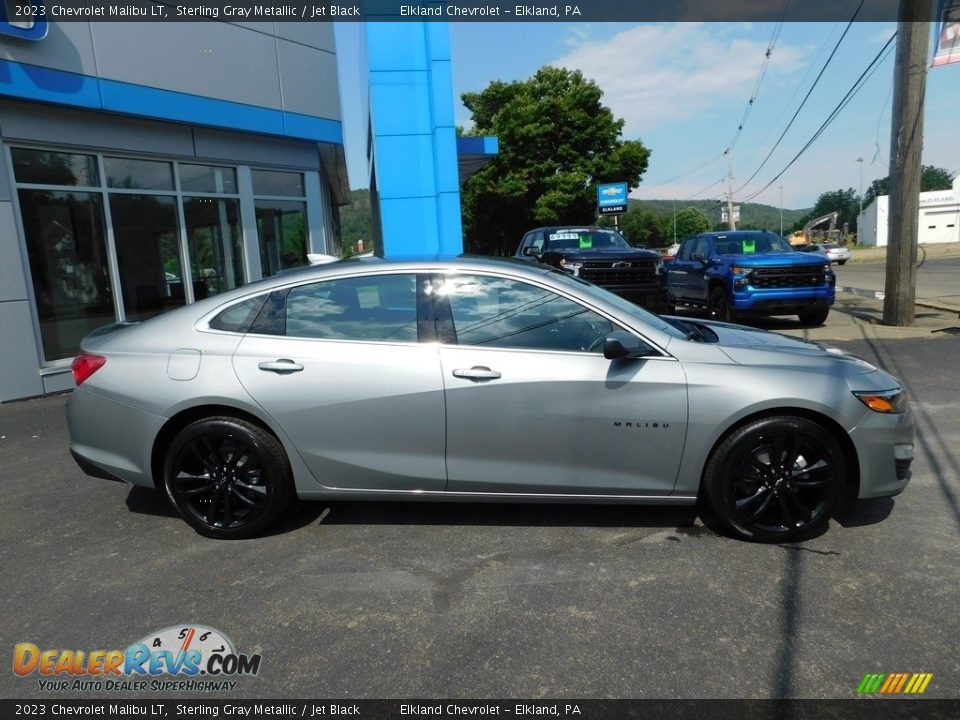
[597,182,628,215]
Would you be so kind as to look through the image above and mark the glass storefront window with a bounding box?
[109,194,184,321]
[180,164,238,194]
[255,201,308,277]
[17,189,114,361]
[252,170,304,197]
[104,157,174,191]
[184,197,244,296]
[12,149,99,187]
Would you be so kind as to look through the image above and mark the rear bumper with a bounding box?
[67,387,166,488]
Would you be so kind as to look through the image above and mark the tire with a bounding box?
[838,260,847,266]
[798,309,829,325]
[708,286,734,322]
[163,416,294,539]
[702,416,846,543]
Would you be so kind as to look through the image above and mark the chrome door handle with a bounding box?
[452,366,501,381]
[258,359,304,373]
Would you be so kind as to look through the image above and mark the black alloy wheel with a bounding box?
[163,417,294,539]
[708,286,733,322]
[703,416,846,542]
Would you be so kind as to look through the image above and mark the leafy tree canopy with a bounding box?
[862,165,954,209]
[674,206,712,239]
[460,66,650,255]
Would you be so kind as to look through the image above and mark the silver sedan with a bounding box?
[67,258,914,542]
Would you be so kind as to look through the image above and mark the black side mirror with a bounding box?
[603,331,658,360]
[522,246,541,257]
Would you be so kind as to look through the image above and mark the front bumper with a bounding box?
[732,286,836,315]
[849,405,916,499]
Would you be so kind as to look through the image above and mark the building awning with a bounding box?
[457,136,499,185]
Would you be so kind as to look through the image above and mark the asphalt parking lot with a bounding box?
[2,297,959,700]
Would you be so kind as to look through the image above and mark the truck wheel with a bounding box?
[708,287,733,322]
[799,309,829,325]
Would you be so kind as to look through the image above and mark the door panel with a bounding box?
[440,347,688,494]
[234,336,446,490]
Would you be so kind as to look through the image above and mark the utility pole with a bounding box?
[883,6,929,326]
[779,185,784,236]
[725,149,737,230]
[856,157,864,240]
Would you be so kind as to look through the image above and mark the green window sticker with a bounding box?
[742,238,756,254]
[579,234,593,249]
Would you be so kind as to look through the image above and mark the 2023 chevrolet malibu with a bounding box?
[67,257,915,542]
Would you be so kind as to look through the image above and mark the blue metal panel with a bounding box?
[0,59,343,145]
[368,21,466,257]
[0,59,101,109]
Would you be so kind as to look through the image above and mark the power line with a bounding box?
[641,152,726,190]
[685,178,726,201]
[733,0,867,196]
[725,0,790,152]
[741,33,897,203]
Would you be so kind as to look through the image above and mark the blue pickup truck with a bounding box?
[663,230,836,325]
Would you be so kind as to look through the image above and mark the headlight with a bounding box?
[560,258,583,272]
[731,265,752,275]
[853,389,908,414]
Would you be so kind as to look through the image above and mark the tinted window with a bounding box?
[209,295,267,333]
[677,238,696,261]
[545,228,630,251]
[284,274,417,342]
[436,275,619,353]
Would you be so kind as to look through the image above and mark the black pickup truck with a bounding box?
[515,226,662,308]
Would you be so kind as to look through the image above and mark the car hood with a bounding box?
[689,319,877,374]
[720,252,828,267]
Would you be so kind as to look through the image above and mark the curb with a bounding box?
[838,286,960,317]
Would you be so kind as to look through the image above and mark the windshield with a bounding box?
[713,232,794,254]
[547,269,687,340]
[545,228,632,252]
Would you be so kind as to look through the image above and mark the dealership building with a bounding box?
[857,174,960,247]
[0,19,494,402]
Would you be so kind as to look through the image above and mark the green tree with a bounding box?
[862,165,954,209]
[674,206,712,239]
[460,67,651,255]
[602,207,672,247]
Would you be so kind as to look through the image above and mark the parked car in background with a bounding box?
[798,243,851,265]
[663,230,836,325]
[68,257,913,543]
[516,226,663,309]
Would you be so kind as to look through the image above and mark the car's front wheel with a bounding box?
[708,286,734,322]
[702,415,846,542]
[163,416,294,539]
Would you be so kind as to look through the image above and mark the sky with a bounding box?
[335,21,960,210]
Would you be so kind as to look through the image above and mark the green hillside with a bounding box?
[636,199,810,233]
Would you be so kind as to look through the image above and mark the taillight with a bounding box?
[71,354,106,386]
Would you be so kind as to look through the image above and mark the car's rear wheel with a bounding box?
[708,286,733,322]
[798,309,829,325]
[163,416,294,539]
[702,416,846,542]
[838,260,847,265]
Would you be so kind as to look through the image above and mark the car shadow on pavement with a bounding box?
[297,500,701,530]
[832,497,895,528]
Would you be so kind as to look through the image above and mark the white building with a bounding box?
[857,175,960,247]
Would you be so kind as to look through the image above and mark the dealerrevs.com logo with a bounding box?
[13,625,262,693]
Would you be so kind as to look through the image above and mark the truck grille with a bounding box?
[750,265,826,289]
[581,261,657,286]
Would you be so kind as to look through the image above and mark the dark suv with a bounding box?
[515,226,662,308]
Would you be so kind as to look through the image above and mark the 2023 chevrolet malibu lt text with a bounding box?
[67,258,915,542]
